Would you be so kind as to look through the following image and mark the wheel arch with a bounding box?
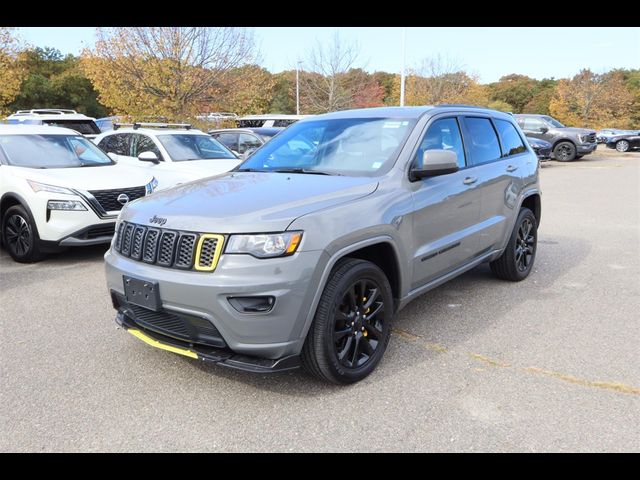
[0,192,40,238]
[296,236,403,351]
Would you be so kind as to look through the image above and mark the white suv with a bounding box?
[93,123,242,190]
[5,109,102,139]
[0,125,156,263]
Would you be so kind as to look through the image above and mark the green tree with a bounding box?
[488,74,538,113]
[9,47,108,118]
[268,70,296,114]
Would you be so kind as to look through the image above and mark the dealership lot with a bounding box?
[1,148,638,452]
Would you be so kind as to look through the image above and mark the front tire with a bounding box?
[301,258,393,384]
[2,205,44,263]
[490,207,537,282]
[553,141,576,162]
[616,140,630,152]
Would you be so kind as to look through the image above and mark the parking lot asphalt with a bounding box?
[1,147,639,452]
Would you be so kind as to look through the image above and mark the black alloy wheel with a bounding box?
[2,205,44,263]
[301,258,393,384]
[553,141,576,162]
[333,279,385,369]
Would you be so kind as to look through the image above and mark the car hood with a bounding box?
[558,127,596,135]
[120,172,379,233]
[162,159,242,176]
[8,163,154,190]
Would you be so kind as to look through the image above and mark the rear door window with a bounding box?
[494,119,527,157]
[462,117,502,166]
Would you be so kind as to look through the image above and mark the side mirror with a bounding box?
[410,149,459,181]
[138,151,160,164]
[539,126,549,134]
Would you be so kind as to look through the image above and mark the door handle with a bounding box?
[463,176,477,185]
[506,165,518,172]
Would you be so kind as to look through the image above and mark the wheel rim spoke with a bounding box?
[333,278,385,369]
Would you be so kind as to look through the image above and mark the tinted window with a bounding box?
[464,117,501,166]
[494,119,527,156]
[133,134,162,160]
[0,135,114,168]
[521,117,547,132]
[99,133,131,156]
[156,134,236,161]
[414,117,466,168]
[238,133,262,154]
[42,119,100,135]
[214,133,239,151]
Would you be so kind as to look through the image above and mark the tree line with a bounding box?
[1,27,638,130]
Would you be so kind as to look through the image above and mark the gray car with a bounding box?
[105,105,541,384]
[515,114,597,162]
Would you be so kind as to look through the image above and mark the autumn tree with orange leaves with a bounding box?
[0,27,27,114]
[549,69,635,129]
[81,27,255,120]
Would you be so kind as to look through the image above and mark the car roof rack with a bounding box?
[113,122,192,131]
[13,109,79,116]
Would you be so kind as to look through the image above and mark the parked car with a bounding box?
[0,124,156,263]
[209,127,283,157]
[526,136,552,161]
[236,114,311,128]
[605,132,640,152]
[105,105,541,384]
[596,129,634,144]
[515,114,597,161]
[5,109,101,139]
[94,123,242,191]
[95,116,124,133]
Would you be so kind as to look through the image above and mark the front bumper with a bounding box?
[577,142,597,155]
[104,247,327,361]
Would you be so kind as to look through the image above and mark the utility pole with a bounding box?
[296,60,301,115]
[400,27,406,107]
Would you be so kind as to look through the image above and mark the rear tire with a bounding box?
[553,141,576,162]
[490,208,537,282]
[2,205,45,263]
[301,258,393,384]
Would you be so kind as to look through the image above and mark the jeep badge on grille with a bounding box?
[149,215,167,226]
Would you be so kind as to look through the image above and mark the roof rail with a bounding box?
[113,122,193,131]
[436,104,491,110]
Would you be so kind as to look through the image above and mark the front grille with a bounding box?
[114,221,223,272]
[586,133,596,143]
[125,303,226,348]
[89,186,146,212]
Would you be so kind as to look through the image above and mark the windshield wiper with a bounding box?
[235,167,267,172]
[271,168,338,176]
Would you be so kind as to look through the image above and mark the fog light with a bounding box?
[228,296,275,313]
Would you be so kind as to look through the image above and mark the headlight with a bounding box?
[225,231,303,258]
[47,200,87,211]
[145,177,159,194]
[27,180,74,195]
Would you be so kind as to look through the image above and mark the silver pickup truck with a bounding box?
[105,105,541,384]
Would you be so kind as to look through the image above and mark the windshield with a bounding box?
[238,117,417,176]
[0,134,115,168]
[156,134,237,161]
[42,120,101,135]
[543,116,565,128]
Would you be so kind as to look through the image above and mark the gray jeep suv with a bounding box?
[105,105,541,384]
[515,114,597,162]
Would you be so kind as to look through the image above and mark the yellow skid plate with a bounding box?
[127,329,198,359]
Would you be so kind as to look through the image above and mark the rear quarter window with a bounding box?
[494,119,527,156]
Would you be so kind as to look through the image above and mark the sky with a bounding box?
[16,27,640,83]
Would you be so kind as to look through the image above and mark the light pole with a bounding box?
[400,28,406,107]
[296,60,302,115]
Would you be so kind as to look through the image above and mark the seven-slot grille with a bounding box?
[114,221,224,272]
[89,186,146,212]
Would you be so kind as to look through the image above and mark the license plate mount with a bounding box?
[123,275,161,311]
